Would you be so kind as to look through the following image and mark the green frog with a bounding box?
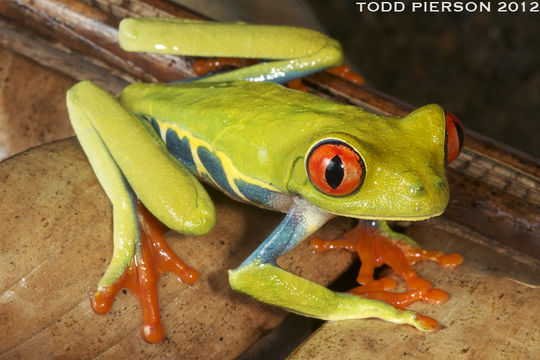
[66,17,464,343]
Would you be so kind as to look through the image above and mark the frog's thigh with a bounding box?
[119,18,343,84]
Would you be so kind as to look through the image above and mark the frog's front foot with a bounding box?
[311,220,462,309]
[91,203,199,343]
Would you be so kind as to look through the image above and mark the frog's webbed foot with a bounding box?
[92,203,199,343]
[311,220,462,309]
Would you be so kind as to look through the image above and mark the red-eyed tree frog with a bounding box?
[66,17,465,343]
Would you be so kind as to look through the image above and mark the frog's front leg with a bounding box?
[67,81,215,342]
[311,220,463,308]
[229,198,438,331]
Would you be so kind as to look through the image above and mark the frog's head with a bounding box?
[287,104,464,220]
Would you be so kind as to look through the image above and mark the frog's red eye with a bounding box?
[445,111,464,164]
[306,141,364,196]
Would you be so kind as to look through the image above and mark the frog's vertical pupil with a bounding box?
[325,155,344,189]
[455,119,464,151]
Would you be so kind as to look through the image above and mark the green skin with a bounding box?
[66,18,449,331]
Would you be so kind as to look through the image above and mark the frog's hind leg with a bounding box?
[119,18,365,91]
[119,18,343,85]
[311,220,463,308]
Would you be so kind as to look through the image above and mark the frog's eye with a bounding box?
[306,141,365,196]
[445,111,465,164]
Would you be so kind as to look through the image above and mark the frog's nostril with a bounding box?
[408,184,425,196]
[429,174,448,190]
[435,179,447,190]
[408,176,447,197]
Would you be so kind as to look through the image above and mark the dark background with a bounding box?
[309,0,539,158]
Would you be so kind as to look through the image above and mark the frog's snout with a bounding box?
[400,170,449,216]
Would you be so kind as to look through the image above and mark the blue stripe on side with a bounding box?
[197,147,239,199]
[149,117,160,135]
[235,179,279,207]
[137,114,161,135]
[165,128,197,172]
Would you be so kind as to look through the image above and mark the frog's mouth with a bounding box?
[349,210,445,222]
[321,202,448,222]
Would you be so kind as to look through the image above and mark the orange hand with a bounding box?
[91,202,199,343]
[311,221,462,313]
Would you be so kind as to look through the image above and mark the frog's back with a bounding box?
[118,81,368,208]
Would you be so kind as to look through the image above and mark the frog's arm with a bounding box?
[67,81,215,342]
[67,81,215,234]
[118,18,343,84]
[229,198,438,331]
[67,83,139,289]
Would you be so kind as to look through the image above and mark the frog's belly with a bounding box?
[141,114,293,213]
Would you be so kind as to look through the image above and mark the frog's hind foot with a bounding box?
[310,220,462,310]
[92,203,199,343]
